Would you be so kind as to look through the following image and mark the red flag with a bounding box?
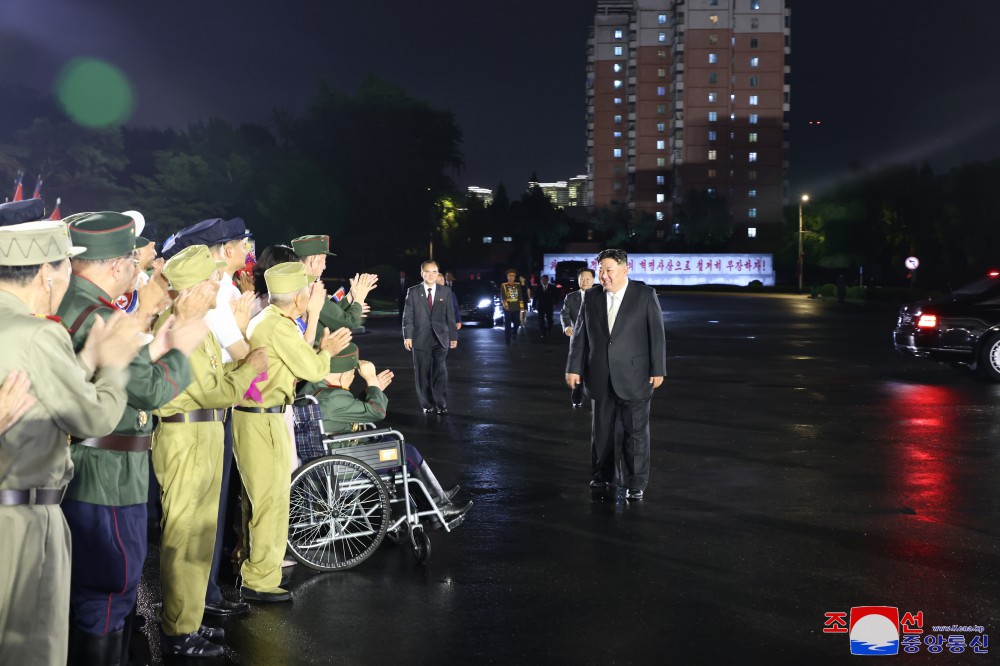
[48,197,62,221]
[12,172,23,202]
[32,174,42,200]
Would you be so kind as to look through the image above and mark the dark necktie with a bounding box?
[427,289,433,309]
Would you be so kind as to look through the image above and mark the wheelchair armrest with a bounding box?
[322,427,405,446]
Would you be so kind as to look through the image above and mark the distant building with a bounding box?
[587,0,790,241]
[527,175,589,209]
[467,186,494,206]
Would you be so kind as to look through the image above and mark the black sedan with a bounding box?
[893,272,1000,380]
[451,280,503,327]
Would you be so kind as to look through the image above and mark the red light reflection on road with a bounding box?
[883,383,956,523]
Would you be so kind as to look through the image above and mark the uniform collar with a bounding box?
[69,273,114,304]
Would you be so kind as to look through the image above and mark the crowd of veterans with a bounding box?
[0,199,476,664]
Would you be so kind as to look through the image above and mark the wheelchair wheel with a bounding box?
[288,455,390,571]
[409,524,431,565]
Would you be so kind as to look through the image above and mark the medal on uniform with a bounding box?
[137,410,148,428]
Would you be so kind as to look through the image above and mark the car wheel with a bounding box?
[978,334,1000,382]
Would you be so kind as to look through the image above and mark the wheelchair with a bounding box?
[287,397,465,571]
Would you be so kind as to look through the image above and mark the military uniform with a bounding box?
[233,263,330,597]
[0,220,129,666]
[500,275,526,344]
[151,246,258,644]
[54,213,193,656]
[291,235,363,333]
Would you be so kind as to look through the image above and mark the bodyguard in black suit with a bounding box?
[403,260,458,413]
[560,267,596,407]
[565,249,666,500]
[534,275,556,338]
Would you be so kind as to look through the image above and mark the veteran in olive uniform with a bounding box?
[233,262,347,602]
[291,234,376,333]
[151,245,267,659]
[0,220,141,666]
[56,212,199,664]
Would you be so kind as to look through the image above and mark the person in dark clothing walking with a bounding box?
[534,274,556,339]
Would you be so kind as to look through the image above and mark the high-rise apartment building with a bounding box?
[586,0,789,242]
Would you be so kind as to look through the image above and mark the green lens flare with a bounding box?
[55,58,135,127]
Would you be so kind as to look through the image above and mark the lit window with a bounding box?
[614,29,623,39]
[730,112,736,121]
[751,0,760,9]
[748,207,757,218]
[748,170,757,180]
[656,140,666,150]
[613,79,623,89]
[709,34,718,45]
[708,53,718,64]
[613,63,622,72]
[614,114,623,123]
[747,227,757,238]
[656,104,666,114]
[708,131,717,141]
[707,188,716,195]
[656,175,666,185]
[708,149,717,161]
[656,193,665,203]
[707,169,716,178]
[483,236,493,244]
[749,95,759,106]
[657,68,666,78]
[613,131,622,138]
[613,148,622,158]
[656,122,665,132]
[749,113,759,124]
[709,14,719,24]
[658,32,667,43]
[751,57,760,68]
[748,189,757,198]
[614,46,624,56]
[708,111,718,122]
[708,92,717,103]
[503,236,513,242]
[749,152,758,162]
[656,157,666,167]
[709,72,717,84]
[749,75,759,87]
[657,85,666,96]
[672,223,681,233]
[658,14,667,25]
[614,97,622,105]
[748,132,758,143]
[750,38,759,48]
[657,49,667,59]
[656,211,665,221]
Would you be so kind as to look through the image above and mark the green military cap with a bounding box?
[328,342,359,373]
[64,211,136,260]
[135,236,152,250]
[0,220,87,266]
[162,244,226,290]
[264,261,311,295]
[291,235,336,258]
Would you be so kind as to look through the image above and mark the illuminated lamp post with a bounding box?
[798,194,810,292]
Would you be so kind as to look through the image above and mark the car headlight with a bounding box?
[477,298,493,308]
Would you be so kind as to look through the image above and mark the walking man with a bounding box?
[534,274,556,339]
[565,249,666,501]
[402,260,457,414]
[561,267,595,407]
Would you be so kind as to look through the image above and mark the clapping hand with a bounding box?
[230,290,255,334]
[318,327,352,355]
[0,370,36,436]
[348,273,378,304]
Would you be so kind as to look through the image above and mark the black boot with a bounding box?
[413,462,472,522]
[70,628,121,666]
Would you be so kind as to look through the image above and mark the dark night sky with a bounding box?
[3,0,1000,198]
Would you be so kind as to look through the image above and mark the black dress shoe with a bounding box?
[626,489,644,501]
[435,406,448,414]
[422,408,433,413]
[589,480,608,488]
[240,586,293,603]
[438,499,472,521]
[204,598,250,617]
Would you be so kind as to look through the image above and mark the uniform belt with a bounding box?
[77,434,152,452]
[0,488,66,506]
[160,408,228,423]
[234,405,286,414]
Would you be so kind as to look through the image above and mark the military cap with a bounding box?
[135,236,152,250]
[0,198,46,227]
[122,210,146,236]
[217,217,251,244]
[264,262,311,295]
[162,244,226,290]
[65,212,136,260]
[161,217,250,260]
[0,220,86,266]
[328,343,360,373]
[291,235,336,258]
[505,269,517,276]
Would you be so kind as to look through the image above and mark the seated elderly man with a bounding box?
[298,343,472,522]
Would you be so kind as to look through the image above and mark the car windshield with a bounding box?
[951,275,1000,297]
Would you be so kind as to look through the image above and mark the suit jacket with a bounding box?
[402,283,458,349]
[566,280,666,401]
[535,283,556,312]
[560,289,584,330]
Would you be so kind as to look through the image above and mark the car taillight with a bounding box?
[917,314,938,328]
[989,271,1000,278]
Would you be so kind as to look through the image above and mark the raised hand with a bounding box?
[307,281,328,319]
[244,347,269,374]
[319,327,352,355]
[237,271,254,294]
[0,370,37,437]
[88,312,146,370]
[348,273,378,304]
[231,290,255,334]
[174,281,217,321]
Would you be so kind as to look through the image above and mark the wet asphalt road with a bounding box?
[135,292,1000,664]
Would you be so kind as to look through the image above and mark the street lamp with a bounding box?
[798,194,810,292]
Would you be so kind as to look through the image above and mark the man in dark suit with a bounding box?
[534,274,556,339]
[560,267,595,407]
[565,249,666,500]
[403,260,458,414]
